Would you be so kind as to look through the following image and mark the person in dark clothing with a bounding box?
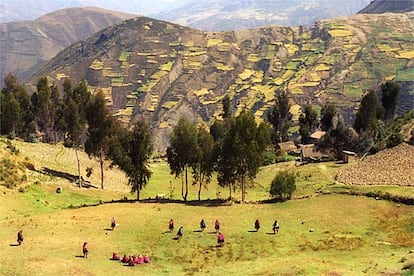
[111,217,116,230]
[200,219,206,232]
[272,220,280,234]
[82,242,88,258]
[17,230,23,245]
[255,219,260,232]
[176,226,184,239]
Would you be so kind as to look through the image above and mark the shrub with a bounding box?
[270,170,297,200]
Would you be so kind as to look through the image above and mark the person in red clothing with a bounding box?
[214,219,220,233]
[217,232,224,247]
[112,252,120,260]
[121,254,130,263]
[144,255,150,263]
[136,255,144,264]
[169,219,174,232]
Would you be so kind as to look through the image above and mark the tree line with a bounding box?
[1,73,409,201]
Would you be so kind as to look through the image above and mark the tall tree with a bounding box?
[109,121,153,200]
[299,104,318,144]
[31,77,53,141]
[218,110,270,202]
[381,81,400,124]
[192,127,214,200]
[85,89,114,189]
[127,120,153,200]
[222,94,231,119]
[268,89,292,143]
[320,103,336,131]
[0,74,32,138]
[62,79,90,187]
[167,117,197,201]
[354,90,379,135]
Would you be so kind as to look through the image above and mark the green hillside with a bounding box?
[0,138,413,275]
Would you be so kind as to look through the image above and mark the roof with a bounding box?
[301,144,330,159]
[310,130,326,140]
[277,141,297,152]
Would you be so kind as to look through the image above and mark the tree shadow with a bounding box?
[27,166,97,189]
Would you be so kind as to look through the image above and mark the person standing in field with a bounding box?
[200,219,206,232]
[217,232,224,247]
[169,219,175,232]
[82,242,88,258]
[176,226,184,240]
[17,230,23,245]
[214,219,220,233]
[111,217,116,230]
[255,219,260,232]
[272,220,279,234]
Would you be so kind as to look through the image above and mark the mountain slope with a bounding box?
[158,0,370,31]
[0,7,136,87]
[358,0,414,13]
[26,13,414,151]
[0,0,188,23]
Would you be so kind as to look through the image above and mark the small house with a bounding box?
[300,144,330,163]
[277,141,299,155]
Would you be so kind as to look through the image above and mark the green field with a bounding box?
[0,140,413,275]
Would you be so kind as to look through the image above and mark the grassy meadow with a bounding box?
[0,140,413,275]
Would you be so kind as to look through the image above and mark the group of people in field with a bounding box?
[14,216,280,264]
[111,252,151,266]
[169,218,280,247]
[254,219,280,234]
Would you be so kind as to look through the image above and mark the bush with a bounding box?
[269,170,297,200]
[262,151,276,166]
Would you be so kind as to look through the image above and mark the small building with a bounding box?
[300,144,330,163]
[310,130,326,142]
[277,141,299,155]
[342,150,356,163]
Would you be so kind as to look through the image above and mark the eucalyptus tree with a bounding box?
[298,104,318,144]
[167,117,198,201]
[192,127,214,200]
[268,89,292,143]
[218,110,270,202]
[85,89,115,189]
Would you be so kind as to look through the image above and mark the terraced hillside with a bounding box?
[27,12,414,151]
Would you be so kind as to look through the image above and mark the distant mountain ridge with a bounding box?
[157,0,370,31]
[26,13,414,151]
[358,0,414,13]
[0,7,136,88]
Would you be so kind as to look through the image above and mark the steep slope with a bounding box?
[358,0,414,14]
[27,13,414,151]
[0,7,136,87]
[158,0,370,31]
